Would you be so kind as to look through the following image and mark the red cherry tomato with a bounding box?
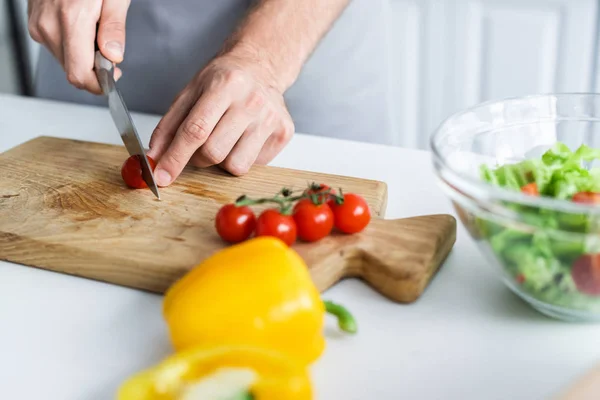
[292,199,334,242]
[329,193,371,234]
[255,209,297,246]
[572,192,600,204]
[521,183,539,196]
[571,254,600,296]
[305,183,335,206]
[305,183,330,194]
[215,204,256,243]
[121,155,157,189]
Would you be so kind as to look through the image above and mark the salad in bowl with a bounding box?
[431,93,600,321]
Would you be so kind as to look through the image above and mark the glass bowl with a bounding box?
[430,93,600,322]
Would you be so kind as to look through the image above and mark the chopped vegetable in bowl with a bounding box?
[475,143,600,315]
[480,143,600,202]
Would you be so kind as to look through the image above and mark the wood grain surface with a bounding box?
[0,136,456,302]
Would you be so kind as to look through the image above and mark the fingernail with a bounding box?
[105,41,123,58]
[155,168,172,187]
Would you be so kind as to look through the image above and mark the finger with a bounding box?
[147,90,197,161]
[255,118,295,165]
[221,122,273,176]
[153,91,230,186]
[61,11,102,94]
[98,0,130,63]
[33,13,65,66]
[190,108,251,168]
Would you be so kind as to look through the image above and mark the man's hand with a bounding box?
[147,50,295,184]
[27,0,130,94]
[147,0,348,183]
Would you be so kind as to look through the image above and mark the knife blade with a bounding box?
[93,37,161,200]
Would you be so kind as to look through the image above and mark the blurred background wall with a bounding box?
[0,0,34,94]
[1,0,599,150]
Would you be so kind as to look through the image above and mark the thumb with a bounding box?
[97,0,131,63]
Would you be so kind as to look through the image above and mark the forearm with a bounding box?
[221,0,350,92]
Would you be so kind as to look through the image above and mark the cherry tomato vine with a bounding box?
[214,182,371,246]
[118,156,373,246]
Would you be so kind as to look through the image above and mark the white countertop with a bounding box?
[1,93,600,400]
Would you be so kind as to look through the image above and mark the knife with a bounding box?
[93,33,161,200]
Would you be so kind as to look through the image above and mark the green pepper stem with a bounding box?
[227,392,254,400]
[324,300,357,334]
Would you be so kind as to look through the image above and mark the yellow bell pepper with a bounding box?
[162,236,356,367]
[117,345,312,400]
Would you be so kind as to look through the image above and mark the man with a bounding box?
[28,0,391,186]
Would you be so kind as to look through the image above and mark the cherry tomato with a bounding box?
[305,183,330,194]
[292,199,334,242]
[215,204,256,243]
[571,254,600,296]
[329,193,371,234]
[121,154,157,189]
[572,192,600,204]
[521,183,539,196]
[305,183,335,206]
[255,209,297,246]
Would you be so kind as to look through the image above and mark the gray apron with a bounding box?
[34,0,393,145]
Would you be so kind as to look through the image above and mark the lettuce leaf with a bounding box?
[480,143,600,199]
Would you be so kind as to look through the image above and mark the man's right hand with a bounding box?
[27,0,130,94]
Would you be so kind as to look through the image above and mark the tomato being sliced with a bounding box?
[121,154,157,189]
[329,193,371,234]
[215,204,256,243]
[572,192,600,205]
[255,209,297,246]
[521,183,539,196]
[571,254,600,296]
[292,199,334,242]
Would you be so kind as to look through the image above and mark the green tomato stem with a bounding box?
[326,188,344,205]
[234,193,308,214]
[323,300,358,334]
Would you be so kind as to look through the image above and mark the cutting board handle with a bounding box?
[297,214,457,303]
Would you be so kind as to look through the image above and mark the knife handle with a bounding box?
[94,22,100,52]
[93,22,113,74]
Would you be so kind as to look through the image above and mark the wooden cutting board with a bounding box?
[555,363,600,400]
[0,136,456,303]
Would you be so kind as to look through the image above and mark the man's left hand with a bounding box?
[147,50,295,186]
